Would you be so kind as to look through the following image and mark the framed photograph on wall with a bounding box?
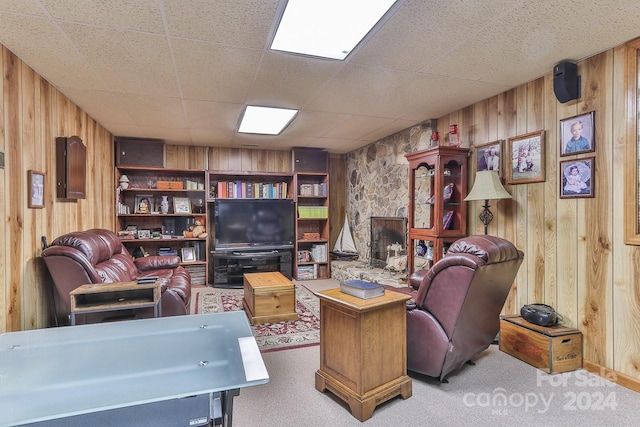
[28,170,45,208]
[506,130,546,185]
[475,140,503,177]
[560,157,595,198]
[560,111,595,156]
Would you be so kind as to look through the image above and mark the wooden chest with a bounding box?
[242,272,298,325]
[499,315,582,374]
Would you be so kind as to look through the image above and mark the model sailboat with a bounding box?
[331,215,359,260]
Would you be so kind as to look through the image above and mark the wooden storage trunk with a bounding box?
[242,272,297,325]
[499,315,582,374]
[156,180,183,189]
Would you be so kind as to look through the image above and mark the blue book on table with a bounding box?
[340,280,385,299]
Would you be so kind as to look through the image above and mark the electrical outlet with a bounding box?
[0,150,4,169]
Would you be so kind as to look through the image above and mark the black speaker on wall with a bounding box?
[553,61,581,103]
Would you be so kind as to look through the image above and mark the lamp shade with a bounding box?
[464,171,512,201]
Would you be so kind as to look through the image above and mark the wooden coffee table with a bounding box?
[242,272,298,325]
[69,280,161,325]
[315,287,412,421]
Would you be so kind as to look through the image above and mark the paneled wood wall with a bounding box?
[0,47,114,333]
[440,45,640,380]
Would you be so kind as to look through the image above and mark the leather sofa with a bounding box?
[389,235,524,382]
[42,228,191,326]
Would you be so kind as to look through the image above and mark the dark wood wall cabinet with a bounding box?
[56,135,86,199]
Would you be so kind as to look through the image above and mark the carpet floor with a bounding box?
[192,284,320,352]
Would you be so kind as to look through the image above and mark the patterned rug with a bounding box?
[194,284,320,352]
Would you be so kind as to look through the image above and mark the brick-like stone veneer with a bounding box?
[344,119,437,261]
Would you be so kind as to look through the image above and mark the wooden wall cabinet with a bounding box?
[115,166,208,285]
[294,172,330,280]
[56,135,86,199]
[406,146,469,274]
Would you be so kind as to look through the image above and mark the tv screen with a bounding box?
[213,199,295,250]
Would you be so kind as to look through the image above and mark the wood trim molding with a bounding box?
[624,38,640,244]
[582,360,640,394]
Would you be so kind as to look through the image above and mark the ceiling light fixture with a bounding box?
[238,105,298,135]
[270,0,399,60]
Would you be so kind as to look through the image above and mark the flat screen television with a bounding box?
[212,199,295,250]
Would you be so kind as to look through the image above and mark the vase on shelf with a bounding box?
[160,196,169,214]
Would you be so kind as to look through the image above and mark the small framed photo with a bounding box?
[181,247,196,262]
[560,157,595,198]
[134,195,153,214]
[506,130,546,185]
[475,140,503,177]
[137,229,151,239]
[443,210,454,230]
[173,197,191,214]
[560,111,595,156]
[28,170,45,208]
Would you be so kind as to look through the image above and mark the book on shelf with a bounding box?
[340,280,385,299]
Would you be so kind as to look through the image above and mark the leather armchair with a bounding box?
[390,235,524,382]
[42,228,192,326]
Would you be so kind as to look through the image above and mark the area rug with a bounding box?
[193,284,320,353]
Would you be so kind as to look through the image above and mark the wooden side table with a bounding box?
[315,288,412,421]
[69,281,161,325]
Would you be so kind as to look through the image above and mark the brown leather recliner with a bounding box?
[42,228,192,326]
[390,235,524,382]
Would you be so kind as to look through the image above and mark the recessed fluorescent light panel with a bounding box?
[271,0,399,60]
[238,106,298,135]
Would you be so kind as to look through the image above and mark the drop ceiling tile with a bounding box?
[282,110,351,139]
[164,0,278,48]
[111,124,191,143]
[113,93,186,128]
[249,51,342,107]
[172,38,261,102]
[323,115,396,140]
[62,23,179,96]
[183,100,244,130]
[189,128,235,146]
[0,14,106,90]
[39,0,165,33]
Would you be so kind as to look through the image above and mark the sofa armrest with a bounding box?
[134,255,181,272]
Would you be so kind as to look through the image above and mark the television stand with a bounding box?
[211,248,293,288]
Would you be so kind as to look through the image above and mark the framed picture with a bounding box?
[560,111,595,156]
[560,157,595,198]
[134,195,153,214]
[475,140,503,177]
[506,130,546,185]
[28,170,45,208]
[157,195,171,214]
[181,247,196,262]
[137,229,151,239]
[443,210,454,230]
[173,197,191,214]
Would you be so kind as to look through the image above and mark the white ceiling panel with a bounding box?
[0,0,639,153]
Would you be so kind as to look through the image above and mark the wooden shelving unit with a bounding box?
[115,166,208,285]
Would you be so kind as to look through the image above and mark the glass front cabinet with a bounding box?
[406,146,469,274]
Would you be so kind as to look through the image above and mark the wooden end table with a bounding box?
[315,288,412,422]
[242,272,297,325]
[69,280,162,325]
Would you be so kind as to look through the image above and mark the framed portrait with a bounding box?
[560,157,595,199]
[506,130,546,185]
[134,195,154,214]
[475,140,503,177]
[28,170,45,208]
[560,111,595,156]
[173,197,191,214]
[137,229,151,239]
[181,247,196,262]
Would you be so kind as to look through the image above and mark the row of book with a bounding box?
[310,243,327,262]
[213,181,289,199]
[297,206,328,218]
[299,183,327,196]
[297,264,319,280]
[184,264,206,285]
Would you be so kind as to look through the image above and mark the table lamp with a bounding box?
[464,171,512,234]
